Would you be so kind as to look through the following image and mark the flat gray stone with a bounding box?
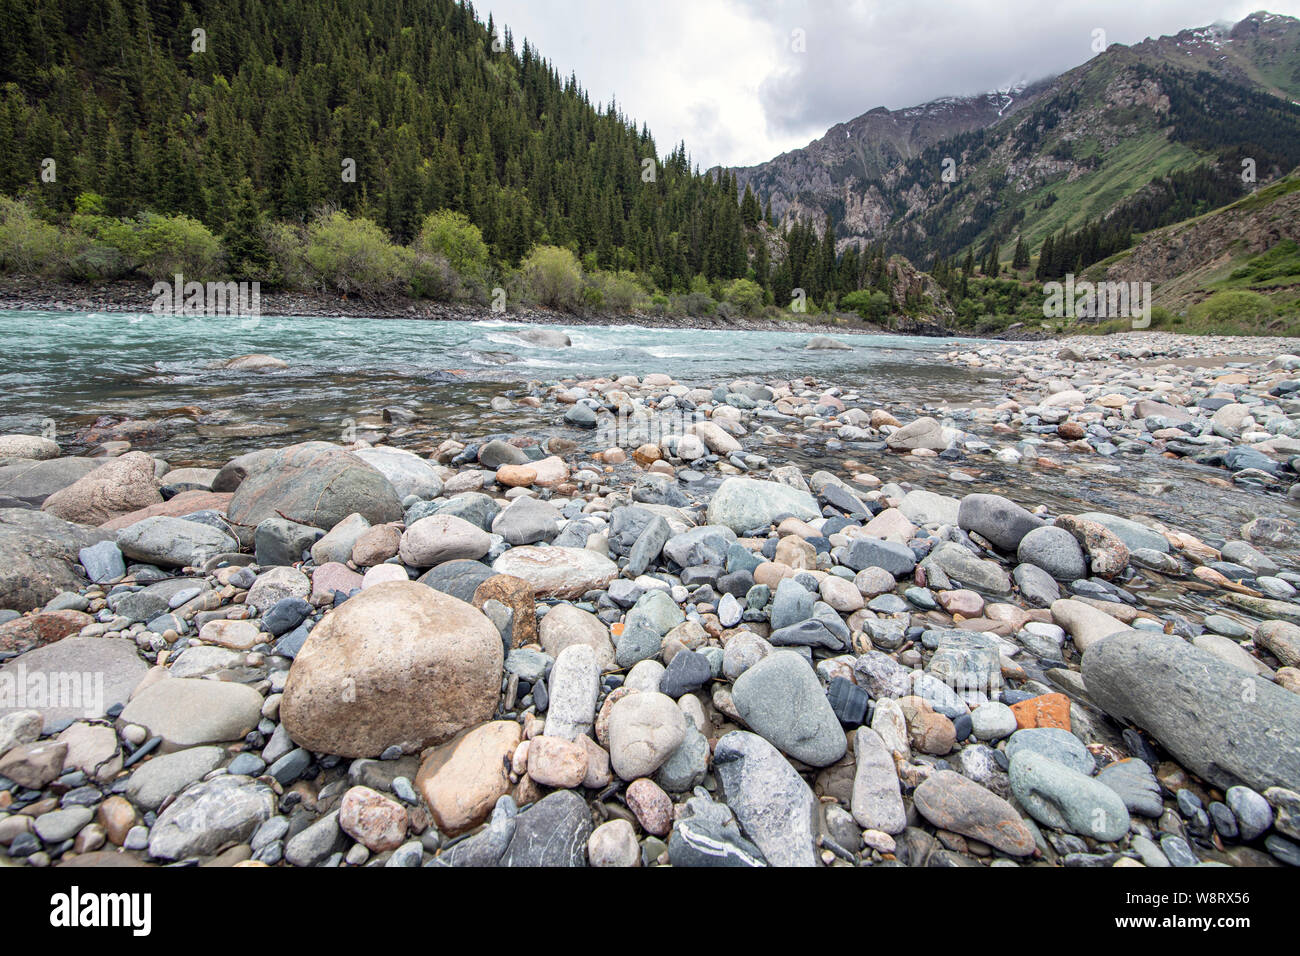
[117,678,263,750]
[147,774,277,860]
[713,731,818,867]
[0,637,147,724]
[1083,631,1300,793]
[125,746,226,810]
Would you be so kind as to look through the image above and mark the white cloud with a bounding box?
[478,0,1300,168]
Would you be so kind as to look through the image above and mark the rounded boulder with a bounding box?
[280,581,503,758]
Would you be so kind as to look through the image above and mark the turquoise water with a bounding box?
[0,309,995,462]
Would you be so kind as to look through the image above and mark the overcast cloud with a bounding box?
[478,1,1300,169]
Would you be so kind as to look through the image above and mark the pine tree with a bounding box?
[1012,235,1029,270]
[224,178,272,282]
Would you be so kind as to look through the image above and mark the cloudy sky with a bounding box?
[478,0,1300,169]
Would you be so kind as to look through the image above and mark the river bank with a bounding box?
[0,275,1004,338]
[0,332,1298,867]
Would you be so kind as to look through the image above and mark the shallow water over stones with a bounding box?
[4,313,1296,581]
[0,310,989,464]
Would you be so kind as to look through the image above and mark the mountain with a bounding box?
[733,11,1300,267]
[1094,173,1300,325]
[731,79,1052,234]
[1128,11,1300,103]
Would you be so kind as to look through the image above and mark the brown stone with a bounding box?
[309,562,363,605]
[98,490,234,532]
[526,735,588,788]
[280,581,503,758]
[625,777,672,835]
[97,795,139,846]
[580,735,613,789]
[774,535,816,570]
[350,524,402,567]
[1056,422,1085,441]
[633,444,661,466]
[472,574,537,648]
[1010,692,1071,730]
[41,452,161,526]
[338,785,409,853]
[0,740,68,789]
[0,609,93,653]
[495,464,538,488]
[1055,515,1129,579]
[913,770,1035,856]
[415,720,522,835]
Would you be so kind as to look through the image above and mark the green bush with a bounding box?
[521,245,583,310]
[0,197,64,274]
[840,289,891,323]
[408,249,460,301]
[1190,289,1272,326]
[721,278,764,316]
[131,213,225,281]
[589,269,642,312]
[673,291,716,316]
[304,211,408,297]
[415,210,489,281]
[71,207,225,281]
[263,221,308,289]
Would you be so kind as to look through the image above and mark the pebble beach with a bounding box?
[1,328,1299,868]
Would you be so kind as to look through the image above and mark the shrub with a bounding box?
[721,278,765,316]
[131,213,225,281]
[1190,290,1272,326]
[841,289,892,323]
[580,283,604,309]
[263,221,308,290]
[521,245,583,310]
[60,234,132,281]
[415,210,489,281]
[0,197,64,274]
[408,249,460,301]
[304,211,407,297]
[71,207,225,281]
[589,269,642,312]
[673,291,716,317]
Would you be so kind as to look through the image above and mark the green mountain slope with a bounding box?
[735,11,1300,272]
[1091,172,1300,332]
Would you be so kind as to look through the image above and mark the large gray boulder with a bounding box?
[1082,631,1300,793]
[116,516,238,567]
[147,775,277,860]
[0,457,100,506]
[957,493,1044,553]
[225,442,403,543]
[353,447,444,500]
[0,508,109,611]
[706,477,819,534]
[732,651,846,767]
